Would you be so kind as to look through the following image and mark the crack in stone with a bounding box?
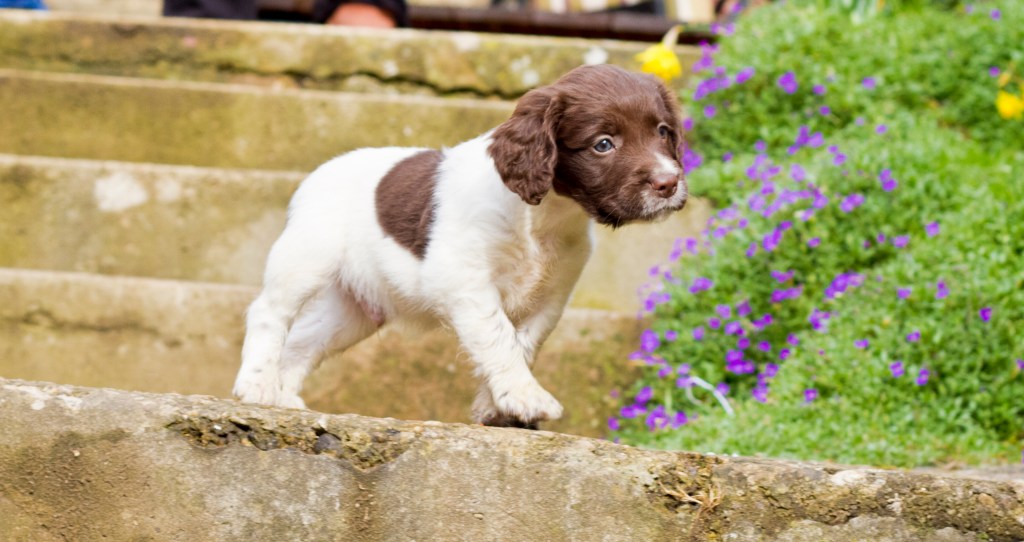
[14,308,163,337]
[166,415,413,471]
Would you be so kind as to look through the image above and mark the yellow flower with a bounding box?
[996,90,1024,120]
[636,25,683,83]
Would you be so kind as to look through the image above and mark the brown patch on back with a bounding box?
[375,150,442,259]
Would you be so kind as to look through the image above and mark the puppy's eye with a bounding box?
[593,138,614,153]
[658,125,670,138]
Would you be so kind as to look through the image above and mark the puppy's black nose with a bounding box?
[650,174,679,198]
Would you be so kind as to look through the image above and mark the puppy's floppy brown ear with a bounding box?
[656,81,685,162]
[488,87,562,205]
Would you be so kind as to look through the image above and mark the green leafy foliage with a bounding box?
[612,1,1024,467]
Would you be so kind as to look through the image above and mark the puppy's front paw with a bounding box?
[491,381,563,424]
[233,377,307,410]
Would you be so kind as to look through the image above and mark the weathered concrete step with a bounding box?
[0,267,642,437]
[0,69,513,171]
[0,154,711,309]
[0,10,699,98]
[2,380,1022,541]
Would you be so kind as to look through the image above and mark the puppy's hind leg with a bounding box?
[277,286,379,408]
[233,227,339,408]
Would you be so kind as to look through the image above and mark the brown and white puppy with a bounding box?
[234,64,686,427]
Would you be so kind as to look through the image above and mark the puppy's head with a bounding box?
[488,64,687,226]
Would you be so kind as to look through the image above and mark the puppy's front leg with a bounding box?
[447,292,563,425]
[473,241,589,428]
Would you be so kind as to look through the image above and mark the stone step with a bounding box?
[0,153,711,310]
[3,379,1021,541]
[0,69,514,171]
[0,10,699,98]
[0,267,643,436]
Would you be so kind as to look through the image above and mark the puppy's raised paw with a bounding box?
[492,381,563,425]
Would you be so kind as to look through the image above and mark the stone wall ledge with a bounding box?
[1,379,1022,541]
[0,10,699,98]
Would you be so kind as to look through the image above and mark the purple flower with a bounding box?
[925,221,940,236]
[791,163,807,182]
[676,376,692,388]
[892,235,909,248]
[762,227,784,252]
[989,66,1001,78]
[635,386,653,404]
[991,8,1001,20]
[787,334,800,346]
[737,337,750,349]
[745,242,758,258]
[771,269,794,282]
[825,272,865,299]
[875,124,888,135]
[689,277,713,294]
[916,368,930,386]
[754,140,767,152]
[906,330,921,343]
[704,104,717,118]
[716,304,732,319]
[723,152,734,162]
[736,300,752,317]
[935,280,949,299]
[607,416,621,431]
[813,84,826,95]
[724,320,745,336]
[809,308,831,332]
[665,330,679,342]
[751,385,768,403]
[840,193,865,213]
[808,237,821,248]
[735,67,755,84]
[693,326,706,341]
[819,106,831,116]
[708,317,721,329]
[979,307,992,322]
[752,313,774,330]
[854,339,869,349]
[682,148,703,174]
[716,382,730,396]
[620,404,646,419]
[777,71,799,94]
[1017,359,1024,371]
[890,361,905,378]
[683,118,694,131]
[862,77,877,90]
[671,411,689,428]
[771,286,804,303]
[804,388,818,403]
[645,405,668,431]
[897,287,912,300]
[764,363,779,377]
[640,329,660,353]
[758,341,772,352]
[879,169,898,191]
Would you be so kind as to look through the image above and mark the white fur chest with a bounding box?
[493,195,593,322]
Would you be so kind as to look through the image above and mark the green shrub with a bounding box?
[686,1,1023,168]
[612,0,1024,467]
